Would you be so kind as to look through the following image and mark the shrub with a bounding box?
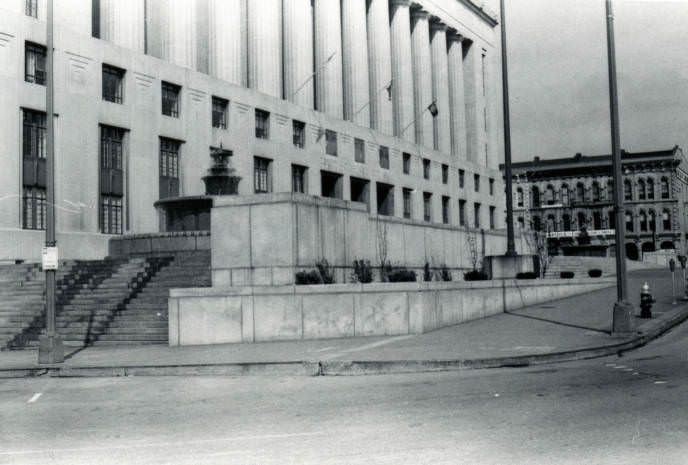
[423,262,432,282]
[352,259,373,283]
[464,270,489,281]
[588,269,602,278]
[560,271,575,279]
[295,270,321,285]
[515,271,538,279]
[315,258,334,284]
[387,268,417,282]
[440,264,452,282]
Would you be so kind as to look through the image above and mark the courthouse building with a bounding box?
[504,147,688,259]
[0,0,505,262]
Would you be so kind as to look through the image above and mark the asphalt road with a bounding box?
[1,322,687,465]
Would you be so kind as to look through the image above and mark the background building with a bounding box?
[0,0,505,262]
[502,147,688,259]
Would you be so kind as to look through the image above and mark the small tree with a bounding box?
[375,215,390,281]
[466,229,481,271]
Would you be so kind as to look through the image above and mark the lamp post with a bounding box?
[606,0,634,334]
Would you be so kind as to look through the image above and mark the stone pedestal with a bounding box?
[612,301,636,335]
[483,254,536,279]
[38,334,64,364]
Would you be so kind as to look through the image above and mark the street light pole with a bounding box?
[605,0,634,334]
[500,0,517,257]
[38,0,64,364]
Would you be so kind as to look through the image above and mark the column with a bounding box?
[366,0,393,135]
[208,0,242,85]
[430,20,451,154]
[247,0,282,98]
[389,0,414,142]
[341,0,370,126]
[100,0,145,53]
[164,0,197,69]
[314,0,343,118]
[447,31,467,159]
[283,0,314,108]
[462,38,482,165]
[410,8,433,148]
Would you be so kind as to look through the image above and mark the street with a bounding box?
[1,321,687,465]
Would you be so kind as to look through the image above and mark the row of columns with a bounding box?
[97,0,484,162]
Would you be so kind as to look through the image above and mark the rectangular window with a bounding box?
[255,109,270,139]
[458,169,465,188]
[354,138,365,163]
[254,157,272,193]
[403,188,412,219]
[159,138,181,199]
[292,164,307,193]
[102,64,125,104]
[100,126,125,234]
[442,164,448,184]
[321,170,343,199]
[489,178,495,196]
[474,174,480,193]
[293,120,305,148]
[350,177,370,209]
[423,192,432,222]
[423,159,430,180]
[325,130,337,156]
[26,0,38,18]
[25,42,46,85]
[403,152,411,175]
[212,96,228,129]
[161,81,180,117]
[379,146,389,169]
[376,182,394,216]
[101,196,123,235]
[459,199,466,226]
[474,202,481,228]
[442,196,450,224]
[489,206,496,229]
[22,187,46,230]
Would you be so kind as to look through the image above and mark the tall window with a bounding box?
[292,120,305,148]
[532,216,541,232]
[402,152,411,174]
[254,157,271,193]
[26,0,38,17]
[212,97,228,129]
[531,186,540,207]
[379,146,389,169]
[292,164,307,193]
[423,159,431,180]
[458,169,465,188]
[25,42,46,85]
[546,184,555,204]
[516,188,524,207]
[661,177,670,199]
[623,179,632,201]
[606,180,614,201]
[489,206,496,229]
[325,130,337,156]
[638,179,646,200]
[459,199,466,226]
[159,138,180,199]
[562,214,571,231]
[577,212,586,229]
[255,109,270,139]
[489,178,495,196]
[546,215,555,232]
[647,178,654,199]
[161,81,180,117]
[473,202,481,228]
[593,211,601,230]
[22,109,46,230]
[663,209,671,230]
[625,212,634,232]
[100,126,125,234]
[639,211,647,232]
[649,210,656,231]
[423,192,432,222]
[354,138,365,163]
[442,164,449,184]
[474,174,480,193]
[442,196,450,224]
[576,182,585,203]
[592,182,600,202]
[561,184,569,205]
[403,188,412,219]
[102,64,125,104]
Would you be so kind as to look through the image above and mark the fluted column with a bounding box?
[283,0,314,108]
[366,0,393,135]
[430,20,451,154]
[208,0,242,85]
[389,0,414,142]
[462,38,481,164]
[247,0,282,98]
[314,0,343,118]
[100,0,145,53]
[410,8,433,148]
[163,0,197,69]
[447,31,467,159]
[341,0,370,126]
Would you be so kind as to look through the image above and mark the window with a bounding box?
[607,180,614,201]
[517,217,525,229]
[350,177,370,209]
[608,210,616,229]
[663,209,671,230]
[22,187,46,230]
[354,138,365,163]
[490,206,496,229]
[442,196,450,224]
[473,202,481,228]
[459,199,466,226]
[561,184,569,205]
[576,182,585,203]
[532,216,541,231]
[661,177,670,199]
[577,212,586,229]
[546,184,555,205]
[212,97,228,129]
[623,179,632,201]
[22,109,47,229]
[325,130,337,156]
[100,126,125,234]
[101,196,123,235]
[255,109,270,139]
[292,120,305,148]
[593,211,601,230]
[516,188,523,207]
[161,81,180,117]
[403,188,412,219]
[159,138,180,199]
[489,178,495,196]
[458,169,465,188]
[254,157,272,193]
[26,0,38,17]
[546,214,555,232]
[403,152,411,174]
[423,193,432,222]
[423,159,430,180]
[376,182,394,216]
[625,212,634,232]
[474,174,480,193]
[102,64,125,104]
[442,164,448,184]
[647,178,654,200]
[25,42,46,85]
[649,210,656,231]
[379,146,389,169]
[321,170,343,199]
[592,182,600,202]
[531,186,540,207]
[639,211,647,232]
[638,179,646,200]
[292,164,307,193]
[563,214,571,231]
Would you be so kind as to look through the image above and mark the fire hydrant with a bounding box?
[640,282,655,319]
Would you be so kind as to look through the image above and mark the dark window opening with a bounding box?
[350,177,370,210]
[100,126,125,234]
[25,42,46,85]
[212,96,228,129]
[402,152,411,174]
[103,64,125,104]
[325,130,337,156]
[442,196,450,224]
[458,169,465,188]
[376,182,394,216]
[474,202,481,228]
[442,164,448,184]
[403,188,412,219]
[321,170,343,199]
[254,157,271,193]
[423,159,430,180]
[159,137,180,199]
[26,0,38,18]
[161,81,181,117]
[459,199,466,226]
[379,146,389,169]
[489,206,496,229]
[293,120,305,148]
[292,164,307,193]
[423,192,432,222]
[474,174,480,193]
[255,109,270,139]
[354,138,365,163]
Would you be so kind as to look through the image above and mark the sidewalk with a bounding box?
[1,269,687,378]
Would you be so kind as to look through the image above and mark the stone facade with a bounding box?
[0,0,504,262]
[502,147,688,259]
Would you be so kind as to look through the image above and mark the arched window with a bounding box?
[563,214,571,231]
[516,188,523,207]
[607,179,614,201]
[661,177,670,199]
[663,209,671,230]
[625,212,634,232]
[649,210,656,232]
[592,182,600,202]
[546,185,555,205]
[639,210,647,231]
[561,184,569,205]
[647,178,654,200]
[547,214,556,231]
[638,179,646,200]
[576,183,585,203]
[623,179,632,201]
[577,212,586,228]
[532,216,541,231]
[593,211,601,230]
[531,186,540,208]
[517,217,524,228]
[608,210,615,229]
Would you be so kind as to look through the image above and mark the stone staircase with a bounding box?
[544,256,661,279]
[0,263,51,348]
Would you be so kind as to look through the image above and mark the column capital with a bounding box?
[447,29,464,42]
[390,0,410,7]
[410,6,429,20]
[429,17,447,32]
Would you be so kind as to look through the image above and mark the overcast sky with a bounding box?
[498,0,688,162]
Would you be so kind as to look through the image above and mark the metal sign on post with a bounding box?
[41,247,59,271]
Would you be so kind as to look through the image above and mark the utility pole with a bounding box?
[606,0,634,334]
[38,0,64,364]
[500,0,517,256]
